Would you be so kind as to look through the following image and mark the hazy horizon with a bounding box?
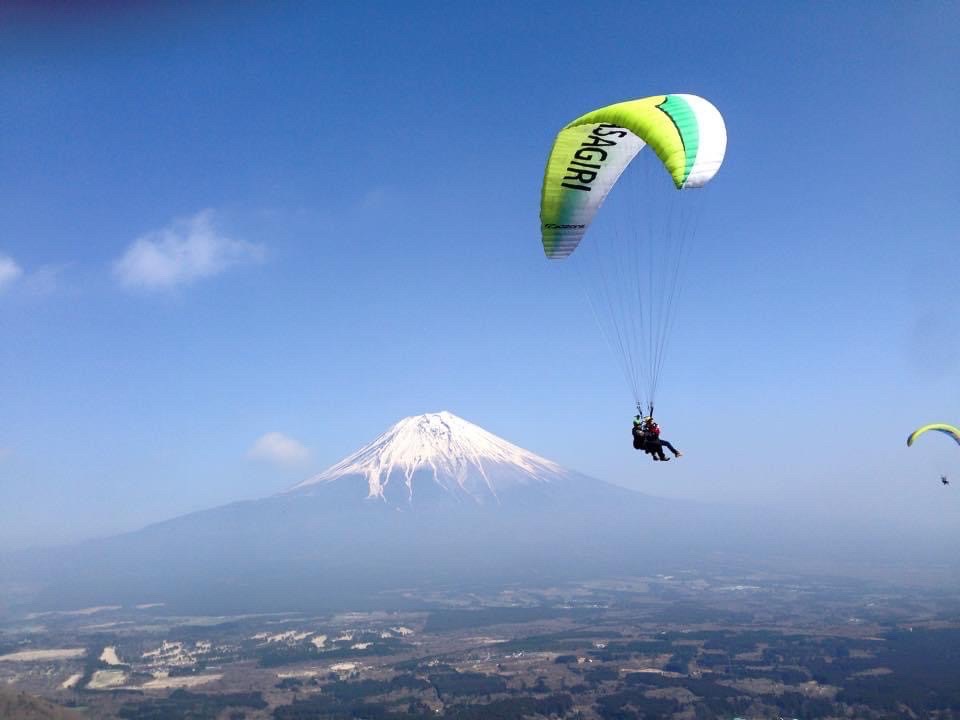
[3,408,958,562]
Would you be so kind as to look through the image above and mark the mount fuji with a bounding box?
[285,411,591,506]
[8,412,731,614]
[5,412,949,616]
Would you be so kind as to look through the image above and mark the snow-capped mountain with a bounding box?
[7,410,921,617]
[9,411,739,614]
[286,411,573,505]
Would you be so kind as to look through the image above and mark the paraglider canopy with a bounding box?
[907,424,958,488]
[539,93,727,411]
[540,94,727,259]
[906,424,960,447]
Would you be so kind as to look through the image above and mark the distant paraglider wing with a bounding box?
[906,424,960,447]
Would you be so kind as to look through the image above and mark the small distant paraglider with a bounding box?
[906,424,959,488]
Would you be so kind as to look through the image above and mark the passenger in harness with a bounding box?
[632,415,682,461]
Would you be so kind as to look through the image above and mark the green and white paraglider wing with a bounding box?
[538,93,727,411]
[540,94,727,259]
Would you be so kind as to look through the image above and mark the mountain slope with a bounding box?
[0,689,81,720]
[286,411,574,505]
[5,412,727,614]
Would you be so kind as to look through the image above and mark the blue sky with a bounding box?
[1,2,958,548]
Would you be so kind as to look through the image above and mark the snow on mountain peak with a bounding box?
[285,411,567,504]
